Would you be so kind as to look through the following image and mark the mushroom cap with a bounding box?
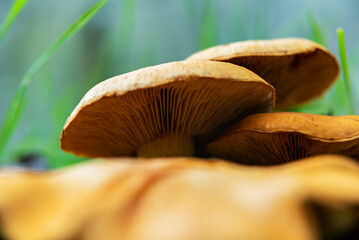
[207,112,359,165]
[60,60,274,158]
[187,38,339,109]
[1,155,359,240]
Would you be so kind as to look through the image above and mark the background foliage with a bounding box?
[0,0,358,168]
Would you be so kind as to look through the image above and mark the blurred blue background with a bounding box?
[0,0,358,167]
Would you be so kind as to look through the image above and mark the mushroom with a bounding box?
[60,60,274,158]
[0,159,137,240]
[207,112,359,165]
[0,155,359,240]
[187,38,339,109]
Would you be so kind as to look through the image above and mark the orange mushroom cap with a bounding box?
[0,155,359,240]
[187,38,339,109]
[60,60,274,158]
[207,112,359,165]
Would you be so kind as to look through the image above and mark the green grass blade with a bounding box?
[118,0,137,49]
[117,0,137,73]
[0,0,110,160]
[337,28,355,114]
[290,11,329,115]
[0,0,30,43]
[199,0,217,50]
[306,11,326,46]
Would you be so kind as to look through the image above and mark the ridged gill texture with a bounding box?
[187,38,339,109]
[61,61,274,157]
[208,112,359,165]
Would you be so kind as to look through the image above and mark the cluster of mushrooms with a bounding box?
[0,38,359,240]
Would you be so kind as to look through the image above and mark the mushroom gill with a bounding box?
[207,112,359,165]
[60,60,274,158]
[187,38,339,109]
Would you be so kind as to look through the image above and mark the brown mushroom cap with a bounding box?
[1,155,359,240]
[60,60,274,158]
[187,38,339,109]
[207,112,359,165]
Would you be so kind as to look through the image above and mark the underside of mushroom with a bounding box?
[187,38,339,109]
[61,61,274,158]
[208,131,359,165]
[207,112,359,165]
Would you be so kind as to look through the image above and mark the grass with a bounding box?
[0,0,110,162]
[199,0,218,50]
[290,12,330,114]
[337,28,356,115]
[117,0,137,72]
[0,0,29,43]
[85,0,137,90]
[292,14,355,116]
[306,11,327,46]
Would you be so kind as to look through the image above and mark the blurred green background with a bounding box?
[0,0,358,168]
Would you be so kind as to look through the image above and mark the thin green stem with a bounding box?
[0,0,110,161]
[0,0,30,43]
[337,28,355,115]
[199,0,217,50]
[306,11,326,47]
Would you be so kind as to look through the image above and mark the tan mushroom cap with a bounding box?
[187,38,339,109]
[207,112,359,165]
[60,60,274,158]
[0,155,359,240]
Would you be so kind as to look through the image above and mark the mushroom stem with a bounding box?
[136,135,194,158]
